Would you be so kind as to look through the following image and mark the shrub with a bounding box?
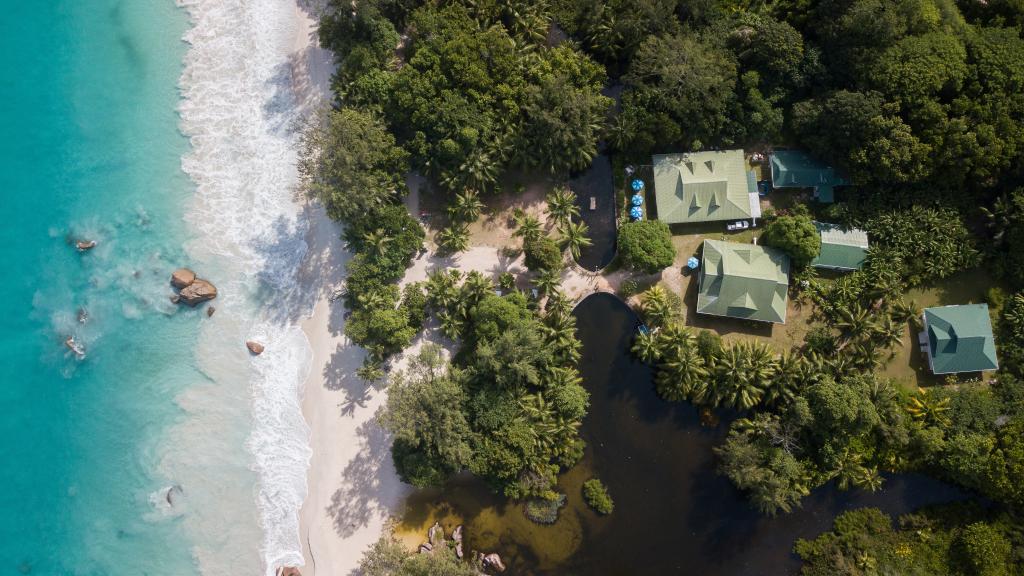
[524,235,563,272]
[618,220,676,274]
[760,206,820,269]
[524,493,567,524]
[400,282,428,330]
[956,522,1012,576]
[582,478,614,515]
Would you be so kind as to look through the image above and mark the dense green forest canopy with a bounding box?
[307,0,1024,570]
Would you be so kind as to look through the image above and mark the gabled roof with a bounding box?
[697,239,790,324]
[812,222,869,271]
[923,304,998,374]
[652,150,756,224]
[769,150,847,202]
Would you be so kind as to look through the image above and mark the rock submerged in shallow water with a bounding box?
[275,568,301,576]
[482,553,506,572]
[178,279,217,306]
[246,341,264,355]
[206,306,216,317]
[76,240,96,252]
[170,268,196,289]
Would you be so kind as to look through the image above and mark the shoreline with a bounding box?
[290,4,411,575]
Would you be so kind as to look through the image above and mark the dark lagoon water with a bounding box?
[399,293,968,575]
[569,155,616,271]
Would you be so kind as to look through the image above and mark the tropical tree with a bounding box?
[450,188,484,223]
[513,213,543,243]
[363,228,393,259]
[712,342,778,411]
[461,270,494,304]
[641,285,675,327]
[632,331,661,364]
[906,388,952,427]
[657,344,709,403]
[437,224,470,254]
[546,186,580,229]
[559,220,592,259]
[533,268,560,295]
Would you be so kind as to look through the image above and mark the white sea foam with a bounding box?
[175,0,315,573]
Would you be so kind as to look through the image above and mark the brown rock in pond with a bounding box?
[452,524,463,543]
[170,268,196,289]
[455,542,464,559]
[76,240,97,252]
[178,279,217,306]
[483,553,506,572]
[428,521,444,546]
[246,341,265,355]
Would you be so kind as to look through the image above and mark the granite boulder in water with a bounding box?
[170,268,196,289]
[178,279,217,306]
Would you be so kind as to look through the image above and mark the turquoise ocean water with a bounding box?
[0,2,221,573]
[1,0,315,572]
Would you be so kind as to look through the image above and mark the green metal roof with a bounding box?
[812,222,868,271]
[697,239,790,324]
[769,150,847,203]
[923,304,998,374]
[652,150,756,224]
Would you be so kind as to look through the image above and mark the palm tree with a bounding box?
[461,270,493,304]
[835,303,877,350]
[356,290,389,310]
[711,341,777,411]
[512,214,543,243]
[437,224,470,254]
[641,286,674,328]
[455,148,499,192]
[763,351,801,408]
[546,186,579,228]
[363,228,392,259]
[906,388,951,427]
[544,288,573,319]
[533,268,560,295]
[559,220,592,259]
[425,269,462,311]
[632,331,660,364]
[437,310,465,339]
[450,189,484,223]
[657,344,709,403]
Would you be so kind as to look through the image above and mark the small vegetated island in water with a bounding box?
[301,0,1024,573]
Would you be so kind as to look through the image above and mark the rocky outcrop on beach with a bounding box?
[246,341,265,355]
[169,268,218,306]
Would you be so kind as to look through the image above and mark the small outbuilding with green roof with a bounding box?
[769,150,847,203]
[812,222,869,271]
[922,304,998,375]
[697,239,790,324]
[652,150,761,224]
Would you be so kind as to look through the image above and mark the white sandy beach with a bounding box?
[287,5,644,573]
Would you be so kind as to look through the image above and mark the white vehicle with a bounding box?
[726,220,750,231]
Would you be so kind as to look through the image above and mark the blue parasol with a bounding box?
[629,206,643,220]
[631,194,644,206]
[687,256,700,269]
[631,179,644,192]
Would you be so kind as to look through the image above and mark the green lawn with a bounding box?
[881,268,1001,389]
